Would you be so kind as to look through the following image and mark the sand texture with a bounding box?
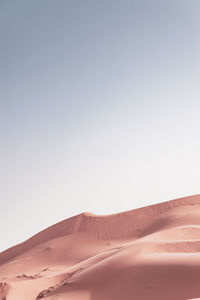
[1,195,200,299]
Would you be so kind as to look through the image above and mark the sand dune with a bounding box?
[1,195,200,299]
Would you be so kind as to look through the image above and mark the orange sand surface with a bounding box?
[1,195,200,299]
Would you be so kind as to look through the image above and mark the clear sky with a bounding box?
[1,0,200,252]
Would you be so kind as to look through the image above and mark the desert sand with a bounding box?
[1,195,200,300]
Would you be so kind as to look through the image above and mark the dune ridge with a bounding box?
[1,195,200,299]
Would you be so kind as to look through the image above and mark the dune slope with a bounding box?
[1,195,200,300]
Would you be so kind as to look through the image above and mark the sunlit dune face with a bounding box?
[1,196,200,299]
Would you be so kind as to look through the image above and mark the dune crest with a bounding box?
[1,195,200,299]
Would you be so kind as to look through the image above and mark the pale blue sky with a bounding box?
[1,0,200,251]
